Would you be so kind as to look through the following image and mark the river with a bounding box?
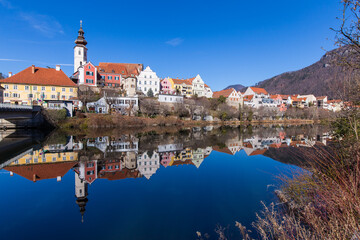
[0,124,330,240]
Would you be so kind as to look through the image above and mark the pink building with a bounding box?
[160,78,175,94]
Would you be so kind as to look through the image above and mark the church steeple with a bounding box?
[75,20,87,46]
[73,20,88,73]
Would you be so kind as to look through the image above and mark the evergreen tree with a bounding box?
[147,88,154,97]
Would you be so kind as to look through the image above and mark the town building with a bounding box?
[86,96,139,114]
[45,100,74,117]
[160,78,175,94]
[137,66,160,96]
[74,21,88,73]
[212,88,242,109]
[298,94,317,106]
[316,96,328,108]
[0,65,77,105]
[173,78,193,97]
[204,84,213,98]
[158,94,184,103]
[137,151,160,179]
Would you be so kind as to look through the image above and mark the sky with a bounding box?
[0,0,342,91]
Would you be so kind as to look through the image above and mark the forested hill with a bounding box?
[255,47,350,98]
[224,47,351,99]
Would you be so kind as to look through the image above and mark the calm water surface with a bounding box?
[0,125,330,240]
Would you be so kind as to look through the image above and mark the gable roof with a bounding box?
[172,78,193,85]
[97,63,143,77]
[4,161,77,182]
[0,66,76,87]
[243,95,254,101]
[249,87,268,95]
[212,88,236,98]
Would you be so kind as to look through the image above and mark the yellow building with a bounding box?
[0,65,77,105]
[173,78,193,97]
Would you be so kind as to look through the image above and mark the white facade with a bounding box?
[86,97,109,114]
[192,74,206,97]
[137,66,160,96]
[137,151,160,179]
[204,85,213,98]
[74,46,87,73]
[158,94,184,103]
[298,94,316,106]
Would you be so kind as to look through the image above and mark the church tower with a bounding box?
[75,167,88,223]
[74,20,88,73]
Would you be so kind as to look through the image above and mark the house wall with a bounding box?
[0,83,77,105]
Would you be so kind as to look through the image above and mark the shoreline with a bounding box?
[57,114,318,135]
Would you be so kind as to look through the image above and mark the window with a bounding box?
[86,71,93,76]
[61,88,65,92]
[28,94,33,98]
[139,81,141,85]
[115,76,119,80]
[62,156,66,160]
[4,85,8,89]
[144,87,147,91]
[13,85,17,90]
[33,86,37,91]
[52,87,55,91]
[150,81,152,85]
[144,81,147,85]
[13,93,19,98]
[51,95,56,99]
[4,93,9,97]
[108,76,112,80]
[87,171,94,175]
[88,66,91,69]
[42,158,46,163]
[70,88,73,92]
[42,87,46,91]
[25,86,29,90]
[52,157,56,162]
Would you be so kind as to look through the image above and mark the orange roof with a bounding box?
[0,66,76,87]
[249,149,267,156]
[250,87,268,95]
[171,159,195,166]
[270,94,281,100]
[243,95,254,101]
[328,99,342,103]
[204,84,210,88]
[212,88,235,98]
[4,161,77,182]
[172,78,194,85]
[243,142,253,148]
[291,96,306,101]
[213,146,233,155]
[97,63,143,77]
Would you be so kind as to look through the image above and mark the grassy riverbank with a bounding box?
[57,113,316,132]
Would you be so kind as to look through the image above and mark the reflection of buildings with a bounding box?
[212,131,331,157]
[0,130,332,223]
[4,136,81,182]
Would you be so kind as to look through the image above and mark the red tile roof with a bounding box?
[243,95,254,101]
[4,161,77,182]
[97,63,143,77]
[328,99,342,104]
[0,66,76,87]
[213,146,233,155]
[249,149,267,156]
[249,87,268,95]
[212,88,235,98]
[172,78,194,85]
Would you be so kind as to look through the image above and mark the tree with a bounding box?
[147,88,154,97]
[332,0,360,141]
[218,95,226,104]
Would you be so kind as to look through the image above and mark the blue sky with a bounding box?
[0,0,341,91]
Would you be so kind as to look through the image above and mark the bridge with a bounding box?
[0,103,45,129]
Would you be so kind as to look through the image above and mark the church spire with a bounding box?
[75,20,87,46]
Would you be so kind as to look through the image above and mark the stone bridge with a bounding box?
[0,104,44,129]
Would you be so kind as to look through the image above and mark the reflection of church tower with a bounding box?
[74,20,88,73]
[75,171,88,223]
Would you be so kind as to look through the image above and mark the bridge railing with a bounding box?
[0,103,33,111]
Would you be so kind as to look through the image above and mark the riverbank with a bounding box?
[57,113,316,132]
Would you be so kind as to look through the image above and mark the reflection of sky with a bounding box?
[0,149,295,240]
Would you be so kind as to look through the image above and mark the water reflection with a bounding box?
[0,125,331,228]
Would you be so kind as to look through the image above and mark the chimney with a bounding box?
[56,65,61,71]
[8,72,12,77]
[31,65,35,74]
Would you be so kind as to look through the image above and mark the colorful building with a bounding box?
[212,88,242,109]
[0,65,78,105]
[160,77,175,94]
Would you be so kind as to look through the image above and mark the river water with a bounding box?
[0,125,330,240]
